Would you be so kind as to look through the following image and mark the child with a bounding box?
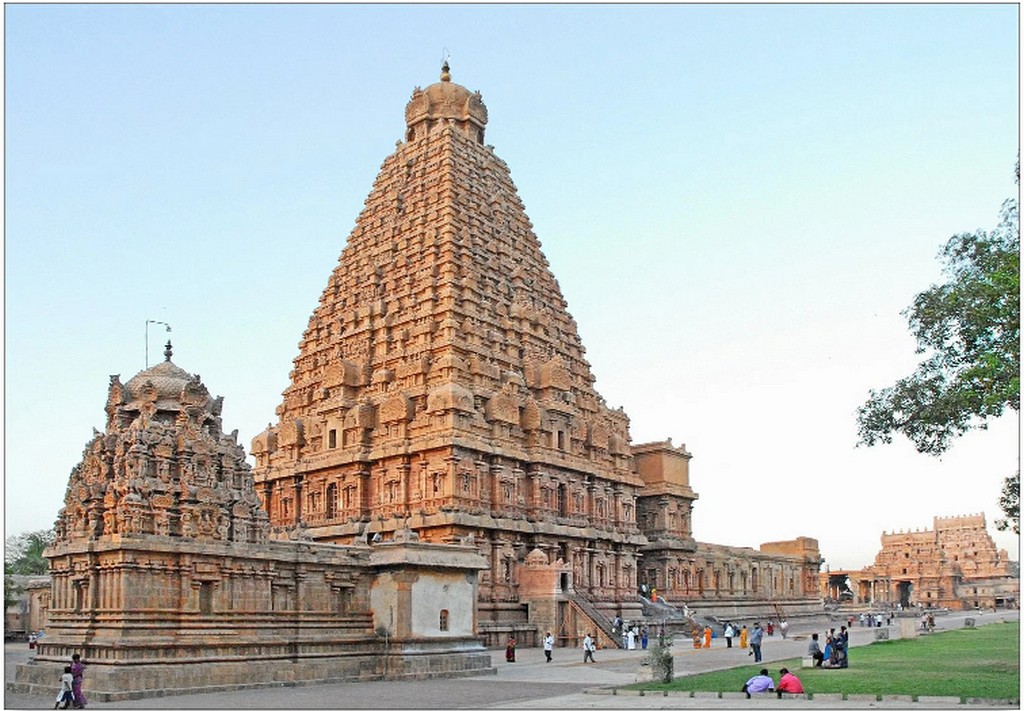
[54,666,75,709]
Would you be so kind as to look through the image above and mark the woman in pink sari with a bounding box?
[70,654,86,709]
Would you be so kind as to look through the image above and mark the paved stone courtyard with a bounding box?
[6,609,1017,709]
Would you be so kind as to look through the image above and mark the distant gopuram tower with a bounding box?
[251,63,648,629]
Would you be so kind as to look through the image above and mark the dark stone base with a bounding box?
[9,640,494,702]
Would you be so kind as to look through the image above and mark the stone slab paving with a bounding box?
[4,610,1018,709]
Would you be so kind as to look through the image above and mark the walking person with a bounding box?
[505,636,517,662]
[582,632,596,663]
[749,621,764,663]
[54,666,75,710]
[724,622,735,648]
[543,632,554,662]
[779,619,789,639]
[70,654,87,709]
[739,624,749,649]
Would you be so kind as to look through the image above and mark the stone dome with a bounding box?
[126,360,191,398]
[123,341,202,411]
[405,62,488,143]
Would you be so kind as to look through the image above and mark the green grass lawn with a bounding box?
[630,620,1020,700]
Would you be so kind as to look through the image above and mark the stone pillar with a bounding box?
[527,468,543,513]
[399,459,411,511]
[294,475,304,525]
[357,467,371,516]
[391,569,419,639]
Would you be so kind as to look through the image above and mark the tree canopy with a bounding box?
[996,471,1019,535]
[856,197,1019,455]
[5,529,55,576]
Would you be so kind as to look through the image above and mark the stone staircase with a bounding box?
[565,591,624,649]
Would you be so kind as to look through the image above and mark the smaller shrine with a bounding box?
[821,513,1018,610]
[10,344,492,701]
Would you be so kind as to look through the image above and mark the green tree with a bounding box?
[4,571,24,611]
[5,529,55,575]
[995,471,1019,535]
[857,197,1019,455]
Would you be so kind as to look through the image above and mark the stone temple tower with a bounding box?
[17,340,491,700]
[54,340,270,546]
[252,63,648,634]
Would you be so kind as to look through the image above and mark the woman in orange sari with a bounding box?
[739,624,749,649]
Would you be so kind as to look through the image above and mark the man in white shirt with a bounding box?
[582,633,596,663]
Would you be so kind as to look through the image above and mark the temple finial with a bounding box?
[441,59,451,82]
[164,340,173,361]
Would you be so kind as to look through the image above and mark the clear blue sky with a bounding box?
[6,4,1019,568]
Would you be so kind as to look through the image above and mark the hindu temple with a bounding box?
[10,342,491,700]
[250,63,823,644]
[13,64,827,700]
[823,513,1018,609]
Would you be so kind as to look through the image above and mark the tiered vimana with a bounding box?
[251,63,647,634]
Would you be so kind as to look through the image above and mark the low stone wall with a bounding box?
[479,621,538,648]
[10,638,493,702]
[681,598,823,623]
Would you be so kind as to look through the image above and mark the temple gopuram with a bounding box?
[822,513,1018,610]
[251,63,823,644]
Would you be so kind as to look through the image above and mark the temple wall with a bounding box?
[410,571,477,637]
[640,539,822,603]
[12,536,492,701]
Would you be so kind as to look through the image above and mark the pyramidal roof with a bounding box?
[254,64,635,488]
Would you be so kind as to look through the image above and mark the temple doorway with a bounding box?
[898,581,913,608]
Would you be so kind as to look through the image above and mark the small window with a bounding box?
[439,609,449,631]
[328,429,337,449]
[326,483,337,519]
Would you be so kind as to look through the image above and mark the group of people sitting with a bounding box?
[742,668,804,698]
[806,626,849,668]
